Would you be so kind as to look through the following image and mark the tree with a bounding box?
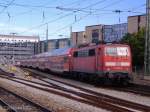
[121,28,145,68]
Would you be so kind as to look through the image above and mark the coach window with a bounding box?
[73,51,78,57]
[89,49,95,56]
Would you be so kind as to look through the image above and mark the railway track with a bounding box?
[0,98,16,112]
[0,87,51,112]
[104,84,150,97]
[25,68,150,97]
[0,68,150,112]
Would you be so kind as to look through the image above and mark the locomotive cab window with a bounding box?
[105,47,129,56]
[89,49,95,56]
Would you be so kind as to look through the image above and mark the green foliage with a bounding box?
[121,28,145,67]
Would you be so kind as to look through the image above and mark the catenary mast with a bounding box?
[145,0,150,74]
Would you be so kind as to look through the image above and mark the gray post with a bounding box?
[46,23,48,52]
[145,0,150,75]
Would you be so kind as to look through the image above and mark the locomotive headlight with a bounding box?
[120,62,130,66]
[105,62,130,67]
[105,62,116,66]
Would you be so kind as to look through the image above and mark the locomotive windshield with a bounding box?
[105,47,129,56]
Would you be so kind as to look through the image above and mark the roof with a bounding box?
[128,14,146,18]
[104,23,127,26]
[86,24,103,28]
[72,31,85,33]
[40,38,70,42]
[0,34,39,39]
[0,34,39,43]
[35,47,72,57]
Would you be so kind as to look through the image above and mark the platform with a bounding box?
[132,73,150,86]
[144,75,150,80]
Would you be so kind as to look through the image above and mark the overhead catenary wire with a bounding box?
[57,0,87,7]
[0,0,88,9]
[0,0,15,14]
[49,0,127,35]
[3,0,71,22]
[7,0,87,19]
[19,0,108,34]
[21,0,145,36]
[35,7,146,37]
[0,0,146,38]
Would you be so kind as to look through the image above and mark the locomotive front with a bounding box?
[102,44,132,84]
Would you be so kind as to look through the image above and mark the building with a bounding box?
[71,31,86,46]
[0,34,39,64]
[128,14,146,34]
[36,38,70,54]
[71,23,127,45]
[58,38,70,49]
[36,40,46,53]
[71,25,103,46]
[85,25,103,43]
[47,39,58,51]
[103,23,128,42]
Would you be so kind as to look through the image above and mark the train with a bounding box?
[19,43,132,85]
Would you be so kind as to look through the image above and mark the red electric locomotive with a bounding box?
[19,43,132,84]
[72,44,132,84]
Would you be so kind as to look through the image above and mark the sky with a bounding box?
[0,0,146,40]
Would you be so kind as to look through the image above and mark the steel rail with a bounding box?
[0,86,51,112]
[0,99,17,112]
[0,75,133,112]
[0,74,149,112]
[24,68,150,112]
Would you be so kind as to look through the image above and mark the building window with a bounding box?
[92,29,99,43]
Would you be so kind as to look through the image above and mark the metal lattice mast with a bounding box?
[145,0,150,75]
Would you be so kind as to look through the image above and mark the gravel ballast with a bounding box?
[0,78,108,112]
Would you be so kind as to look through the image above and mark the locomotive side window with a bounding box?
[73,52,78,57]
[89,49,95,56]
[74,49,95,57]
[78,50,88,57]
